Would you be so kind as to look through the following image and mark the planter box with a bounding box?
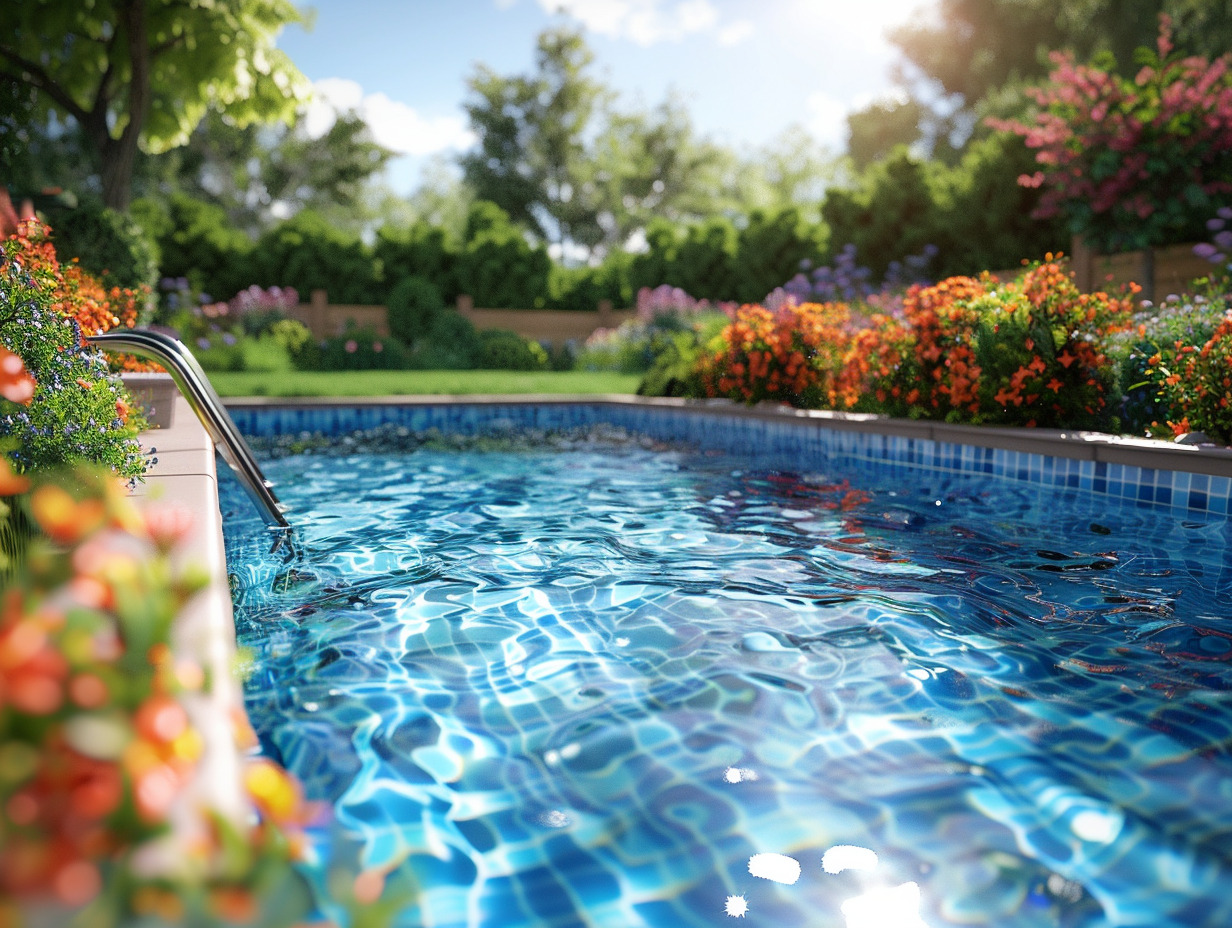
[120,371,177,429]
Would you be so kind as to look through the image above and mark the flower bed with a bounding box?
[693,255,1232,443]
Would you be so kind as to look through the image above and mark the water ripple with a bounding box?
[221,442,1232,928]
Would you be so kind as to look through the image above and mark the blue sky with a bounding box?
[277,0,932,193]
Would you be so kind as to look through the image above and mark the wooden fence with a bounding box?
[286,290,635,343]
[1069,238,1213,304]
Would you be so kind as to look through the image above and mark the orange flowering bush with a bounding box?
[702,302,857,407]
[860,275,990,418]
[0,465,317,926]
[5,219,144,338]
[1147,309,1232,443]
[882,259,1134,428]
[699,257,1135,431]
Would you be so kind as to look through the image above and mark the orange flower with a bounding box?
[0,457,29,496]
[29,485,106,544]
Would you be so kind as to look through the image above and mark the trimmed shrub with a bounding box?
[478,329,548,370]
[387,275,446,346]
[409,312,481,370]
[316,326,410,371]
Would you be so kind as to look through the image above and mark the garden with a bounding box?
[3,5,1232,926]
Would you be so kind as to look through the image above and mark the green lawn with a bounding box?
[207,369,642,398]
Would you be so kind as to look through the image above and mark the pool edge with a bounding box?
[222,394,1232,480]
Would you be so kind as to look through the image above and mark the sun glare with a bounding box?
[787,0,930,48]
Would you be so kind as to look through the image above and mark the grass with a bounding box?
[207,369,642,397]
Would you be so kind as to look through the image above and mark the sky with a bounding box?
[276,0,935,194]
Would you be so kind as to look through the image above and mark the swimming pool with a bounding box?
[221,401,1232,928]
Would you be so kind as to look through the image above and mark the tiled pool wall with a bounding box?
[225,401,1232,517]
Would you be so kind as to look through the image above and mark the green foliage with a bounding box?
[846,97,926,169]
[822,150,940,281]
[0,0,310,208]
[375,222,457,301]
[252,211,380,304]
[636,315,729,398]
[144,193,255,304]
[409,312,481,370]
[0,250,146,478]
[461,26,605,252]
[386,276,447,347]
[41,198,159,297]
[192,335,247,373]
[316,327,410,371]
[478,329,548,371]
[931,132,1067,276]
[1145,293,1232,442]
[547,254,632,309]
[733,209,824,304]
[823,142,1063,280]
[455,202,551,308]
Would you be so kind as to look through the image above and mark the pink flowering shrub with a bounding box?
[990,15,1232,253]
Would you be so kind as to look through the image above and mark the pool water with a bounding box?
[221,428,1232,928]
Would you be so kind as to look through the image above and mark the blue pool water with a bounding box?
[221,408,1232,928]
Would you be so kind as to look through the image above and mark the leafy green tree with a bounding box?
[136,193,254,300]
[375,222,457,302]
[627,219,683,296]
[589,98,735,254]
[730,127,844,222]
[822,150,940,280]
[734,209,825,303]
[454,201,551,308]
[0,0,308,210]
[548,252,633,310]
[135,106,393,236]
[846,97,926,169]
[932,132,1065,275]
[461,26,606,256]
[671,218,741,302]
[889,0,1232,122]
[252,210,379,304]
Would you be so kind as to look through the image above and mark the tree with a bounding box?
[454,201,552,308]
[728,127,844,224]
[0,0,309,210]
[990,16,1232,295]
[887,0,1232,153]
[822,150,940,280]
[846,97,926,169]
[588,97,735,254]
[461,26,606,257]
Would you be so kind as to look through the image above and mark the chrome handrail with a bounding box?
[89,329,292,538]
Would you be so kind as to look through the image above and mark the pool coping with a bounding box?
[222,394,1232,479]
[126,393,251,865]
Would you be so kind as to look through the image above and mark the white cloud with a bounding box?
[305,77,475,157]
[538,0,752,46]
[805,91,850,149]
[717,19,754,46]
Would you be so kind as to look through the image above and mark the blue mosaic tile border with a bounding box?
[226,403,1232,517]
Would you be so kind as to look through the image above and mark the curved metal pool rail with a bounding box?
[89,329,292,537]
